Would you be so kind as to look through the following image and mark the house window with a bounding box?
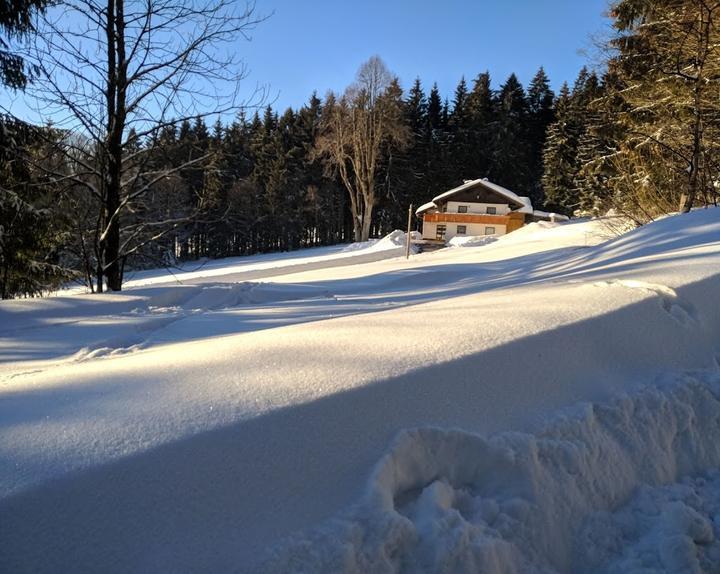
[457,225,467,235]
[436,224,446,240]
[486,206,497,215]
[458,205,468,213]
[485,227,496,235]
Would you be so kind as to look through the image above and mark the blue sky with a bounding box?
[1,0,612,123]
[244,0,612,111]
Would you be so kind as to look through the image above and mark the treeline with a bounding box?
[114,65,563,251]
[2,0,719,299]
[1,65,562,297]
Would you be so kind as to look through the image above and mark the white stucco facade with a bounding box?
[422,221,507,240]
[444,201,511,215]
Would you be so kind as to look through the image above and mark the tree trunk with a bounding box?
[104,0,126,291]
[96,258,104,293]
[1,262,8,300]
[104,186,122,290]
[353,216,362,242]
[361,200,373,242]
[684,94,703,214]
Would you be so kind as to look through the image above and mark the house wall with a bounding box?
[445,222,506,239]
[421,220,507,240]
[444,201,511,215]
[422,221,437,240]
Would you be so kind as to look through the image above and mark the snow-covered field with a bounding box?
[1,210,720,572]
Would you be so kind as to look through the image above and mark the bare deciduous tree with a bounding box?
[315,56,407,242]
[24,0,265,291]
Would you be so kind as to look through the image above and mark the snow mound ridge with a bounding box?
[576,470,720,572]
[594,280,699,326]
[447,235,498,248]
[262,371,720,573]
[341,230,421,254]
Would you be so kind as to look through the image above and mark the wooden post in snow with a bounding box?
[405,204,413,259]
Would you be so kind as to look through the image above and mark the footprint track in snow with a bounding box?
[593,279,698,326]
[71,282,336,362]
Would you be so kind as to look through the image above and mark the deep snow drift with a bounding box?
[1,210,720,573]
[263,371,720,573]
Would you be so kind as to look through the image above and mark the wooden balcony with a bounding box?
[422,211,527,233]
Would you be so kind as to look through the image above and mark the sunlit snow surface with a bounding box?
[1,212,720,572]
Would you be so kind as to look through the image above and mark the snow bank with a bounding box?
[446,235,498,248]
[577,470,720,572]
[342,230,421,254]
[2,209,720,572]
[0,280,335,363]
[105,231,414,291]
[262,371,720,573]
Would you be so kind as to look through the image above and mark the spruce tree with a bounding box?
[490,73,532,195]
[541,83,579,212]
[0,118,70,298]
[404,78,429,207]
[296,93,345,246]
[448,77,473,184]
[467,71,495,179]
[0,0,48,89]
[376,78,414,232]
[527,67,555,205]
[573,72,617,213]
[542,68,604,214]
[605,0,720,217]
[425,83,451,196]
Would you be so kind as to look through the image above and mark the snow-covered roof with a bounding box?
[429,178,533,213]
[533,210,570,222]
[517,196,534,215]
[415,201,437,215]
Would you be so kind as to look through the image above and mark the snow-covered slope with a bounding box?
[1,211,719,573]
